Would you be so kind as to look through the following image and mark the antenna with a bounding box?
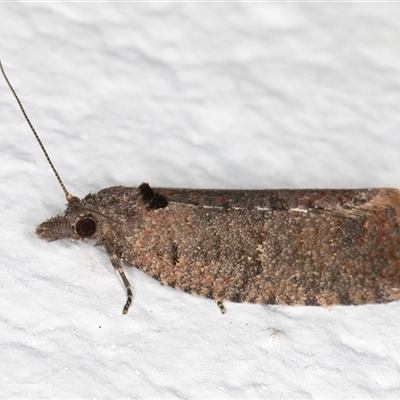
[0,60,73,202]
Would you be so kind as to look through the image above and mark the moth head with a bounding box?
[36,197,98,242]
[35,184,168,243]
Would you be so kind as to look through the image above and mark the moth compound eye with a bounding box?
[75,217,96,238]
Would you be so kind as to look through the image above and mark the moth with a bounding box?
[2,61,400,315]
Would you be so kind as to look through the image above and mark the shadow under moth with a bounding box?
[2,61,400,315]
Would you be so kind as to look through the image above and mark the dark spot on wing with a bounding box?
[267,295,276,305]
[305,296,318,306]
[171,242,179,266]
[230,293,241,303]
[139,182,168,209]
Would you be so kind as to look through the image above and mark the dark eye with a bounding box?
[75,217,96,238]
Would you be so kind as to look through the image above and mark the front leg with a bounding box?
[105,246,133,314]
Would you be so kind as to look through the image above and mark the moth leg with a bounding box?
[216,299,226,314]
[106,249,133,314]
[118,267,133,315]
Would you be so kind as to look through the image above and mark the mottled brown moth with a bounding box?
[2,61,400,315]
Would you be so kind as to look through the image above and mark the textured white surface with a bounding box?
[1,3,400,399]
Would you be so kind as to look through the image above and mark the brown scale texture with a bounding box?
[36,184,400,308]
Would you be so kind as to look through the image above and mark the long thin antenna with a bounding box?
[0,60,73,202]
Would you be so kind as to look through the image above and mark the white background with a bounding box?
[1,3,400,399]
